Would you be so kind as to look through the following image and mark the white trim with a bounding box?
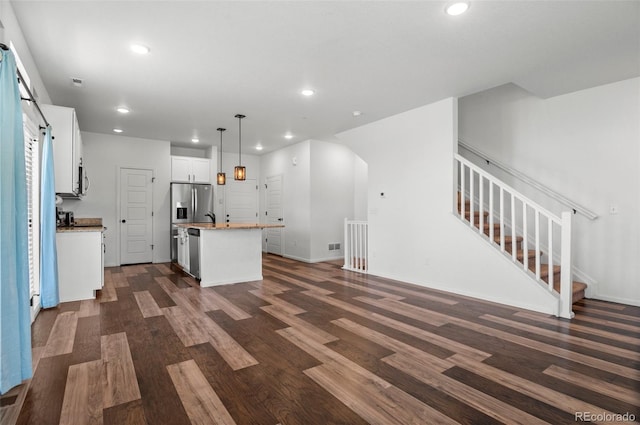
[282,254,343,264]
[367,270,558,316]
[589,294,640,308]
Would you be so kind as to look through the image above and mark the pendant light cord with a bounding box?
[235,114,245,166]
[238,115,242,166]
[217,128,225,170]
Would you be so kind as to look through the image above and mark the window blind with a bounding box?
[23,116,40,299]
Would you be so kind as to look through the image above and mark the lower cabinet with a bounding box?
[56,230,104,302]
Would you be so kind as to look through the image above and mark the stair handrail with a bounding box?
[456,154,561,223]
[459,140,598,220]
[456,154,574,319]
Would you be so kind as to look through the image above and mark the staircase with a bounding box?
[455,153,587,318]
[458,194,587,303]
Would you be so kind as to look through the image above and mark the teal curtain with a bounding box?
[0,49,33,394]
[40,127,59,308]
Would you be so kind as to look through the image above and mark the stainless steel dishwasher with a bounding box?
[188,228,200,279]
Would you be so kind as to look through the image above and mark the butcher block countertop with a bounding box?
[176,223,284,230]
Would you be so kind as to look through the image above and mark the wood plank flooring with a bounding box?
[2,255,639,425]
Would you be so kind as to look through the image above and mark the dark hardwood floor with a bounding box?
[2,255,639,424]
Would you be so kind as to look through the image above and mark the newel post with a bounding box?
[559,211,574,319]
[343,218,349,270]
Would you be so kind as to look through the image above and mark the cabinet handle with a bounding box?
[121,219,126,223]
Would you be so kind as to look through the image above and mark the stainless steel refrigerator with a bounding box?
[170,182,214,262]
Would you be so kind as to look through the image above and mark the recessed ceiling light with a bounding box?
[353,110,362,117]
[301,89,315,96]
[113,128,123,133]
[255,145,263,151]
[116,106,130,114]
[130,44,150,55]
[191,138,199,143]
[284,133,294,140]
[446,2,470,16]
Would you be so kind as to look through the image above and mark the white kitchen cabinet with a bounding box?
[56,230,104,302]
[176,227,190,272]
[41,104,83,197]
[171,156,211,183]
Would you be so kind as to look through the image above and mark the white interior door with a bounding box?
[265,175,283,255]
[224,179,258,223]
[120,168,153,264]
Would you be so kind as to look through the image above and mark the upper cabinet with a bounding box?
[171,156,211,183]
[41,104,84,197]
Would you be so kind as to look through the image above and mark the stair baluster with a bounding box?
[455,154,583,319]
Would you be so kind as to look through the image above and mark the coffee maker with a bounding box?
[56,208,74,227]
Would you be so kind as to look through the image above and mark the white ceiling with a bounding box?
[10,1,640,154]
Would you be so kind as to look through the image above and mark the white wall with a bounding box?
[310,141,357,261]
[0,0,51,106]
[353,155,368,220]
[337,98,558,314]
[63,132,172,266]
[259,139,367,262]
[459,79,640,306]
[260,140,312,260]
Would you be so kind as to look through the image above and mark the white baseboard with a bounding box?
[282,254,342,264]
[589,293,640,308]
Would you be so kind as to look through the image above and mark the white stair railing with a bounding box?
[343,218,368,273]
[455,154,574,319]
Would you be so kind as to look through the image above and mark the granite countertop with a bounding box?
[57,226,105,233]
[176,223,284,230]
[57,217,105,233]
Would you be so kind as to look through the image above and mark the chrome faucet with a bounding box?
[205,212,216,224]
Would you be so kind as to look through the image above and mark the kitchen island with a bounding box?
[176,223,284,287]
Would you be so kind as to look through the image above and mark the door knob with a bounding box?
[121,219,126,223]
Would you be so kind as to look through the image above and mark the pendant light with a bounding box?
[216,127,226,185]
[234,114,246,181]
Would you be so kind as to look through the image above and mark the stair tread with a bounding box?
[553,280,588,296]
[530,263,561,276]
[516,250,538,261]
[463,210,489,217]
[494,235,523,243]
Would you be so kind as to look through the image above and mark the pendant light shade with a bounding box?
[216,127,226,185]
[234,114,246,181]
[233,165,246,181]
